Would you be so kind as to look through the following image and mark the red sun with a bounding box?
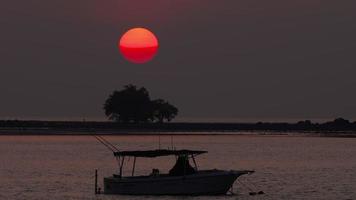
[118,28,159,64]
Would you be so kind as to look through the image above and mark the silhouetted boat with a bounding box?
[103,149,254,195]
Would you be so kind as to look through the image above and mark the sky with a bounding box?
[1,0,356,122]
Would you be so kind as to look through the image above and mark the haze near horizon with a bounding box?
[1,0,355,121]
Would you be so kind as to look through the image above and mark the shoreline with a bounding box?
[1,129,355,138]
[1,119,356,137]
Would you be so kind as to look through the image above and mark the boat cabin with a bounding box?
[112,149,207,177]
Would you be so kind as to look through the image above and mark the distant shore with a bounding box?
[1,119,356,137]
[0,130,355,138]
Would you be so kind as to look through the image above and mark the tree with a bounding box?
[104,85,179,123]
[103,85,152,123]
[152,99,178,123]
[324,117,351,130]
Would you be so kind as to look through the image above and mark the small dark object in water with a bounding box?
[249,192,257,196]
[258,191,264,195]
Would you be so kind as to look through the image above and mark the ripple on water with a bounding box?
[0,135,356,200]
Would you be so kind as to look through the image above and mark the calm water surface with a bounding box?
[0,134,356,200]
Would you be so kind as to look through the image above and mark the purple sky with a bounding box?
[1,0,356,122]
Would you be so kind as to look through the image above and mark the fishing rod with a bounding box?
[91,132,119,153]
[96,135,119,151]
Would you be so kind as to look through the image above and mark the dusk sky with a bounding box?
[1,0,356,122]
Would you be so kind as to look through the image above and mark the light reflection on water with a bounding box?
[0,134,356,200]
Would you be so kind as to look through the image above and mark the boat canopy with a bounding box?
[113,149,207,158]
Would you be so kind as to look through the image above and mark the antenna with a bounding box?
[171,135,174,150]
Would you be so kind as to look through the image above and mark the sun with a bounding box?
[118,28,159,64]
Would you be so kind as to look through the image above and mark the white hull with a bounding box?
[104,170,251,195]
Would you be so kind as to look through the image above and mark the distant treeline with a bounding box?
[0,118,356,134]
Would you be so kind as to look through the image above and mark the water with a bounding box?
[1,134,356,200]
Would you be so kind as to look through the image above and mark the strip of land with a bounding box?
[0,118,356,137]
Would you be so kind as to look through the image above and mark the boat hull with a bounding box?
[104,170,252,195]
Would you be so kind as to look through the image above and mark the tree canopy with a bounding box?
[152,99,178,123]
[104,85,178,123]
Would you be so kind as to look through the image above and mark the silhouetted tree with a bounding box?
[104,85,179,123]
[323,117,351,130]
[152,99,179,123]
[296,120,313,129]
[332,118,350,125]
[104,85,153,123]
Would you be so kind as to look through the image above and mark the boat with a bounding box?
[102,149,254,195]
